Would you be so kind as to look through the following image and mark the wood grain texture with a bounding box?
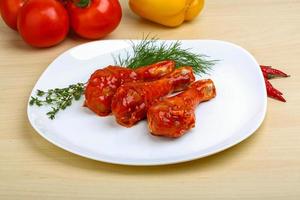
[0,0,299,199]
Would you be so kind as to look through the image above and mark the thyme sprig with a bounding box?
[114,38,217,75]
[29,83,85,119]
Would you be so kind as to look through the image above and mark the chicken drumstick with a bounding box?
[147,79,216,138]
[111,67,195,127]
[84,60,175,116]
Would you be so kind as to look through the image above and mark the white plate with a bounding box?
[27,40,267,166]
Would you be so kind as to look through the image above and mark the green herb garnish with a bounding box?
[114,38,217,75]
[30,38,217,119]
[29,83,85,119]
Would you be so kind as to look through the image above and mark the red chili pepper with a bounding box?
[260,65,289,78]
[262,71,268,79]
[272,86,283,96]
[264,78,286,102]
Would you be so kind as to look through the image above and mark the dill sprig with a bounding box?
[115,38,217,75]
[29,83,85,119]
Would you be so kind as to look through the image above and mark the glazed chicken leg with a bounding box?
[147,79,216,138]
[84,60,175,116]
[111,67,195,127]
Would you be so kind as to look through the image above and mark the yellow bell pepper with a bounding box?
[129,0,205,27]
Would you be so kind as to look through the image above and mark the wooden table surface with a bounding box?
[1,0,299,199]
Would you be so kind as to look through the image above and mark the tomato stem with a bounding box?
[75,0,90,8]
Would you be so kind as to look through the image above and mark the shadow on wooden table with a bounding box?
[23,116,265,175]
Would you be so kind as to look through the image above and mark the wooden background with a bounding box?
[0,0,299,199]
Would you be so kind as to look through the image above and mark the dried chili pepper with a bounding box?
[260,65,289,102]
[264,78,286,102]
[260,65,289,78]
[262,71,268,79]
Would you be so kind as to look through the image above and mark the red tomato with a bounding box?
[17,0,69,48]
[0,0,25,30]
[67,0,122,39]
